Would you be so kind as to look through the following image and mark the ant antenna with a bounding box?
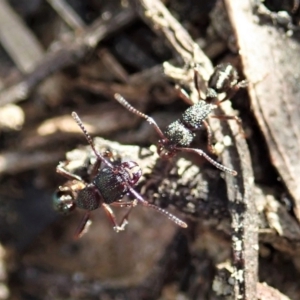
[114,94,166,140]
[128,187,187,228]
[180,147,237,176]
[193,67,203,100]
[71,112,114,169]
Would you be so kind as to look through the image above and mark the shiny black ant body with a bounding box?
[205,63,247,104]
[114,63,247,176]
[53,112,187,238]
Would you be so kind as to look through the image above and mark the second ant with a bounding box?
[114,63,247,176]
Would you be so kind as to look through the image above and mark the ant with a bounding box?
[53,112,187,238]
[114,63,247,176]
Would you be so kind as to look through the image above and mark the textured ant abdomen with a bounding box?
[208,63,238,93]
[76,185,101,211]
[94,167,127,204]
[181,102,215,129]
[164,120,194,147]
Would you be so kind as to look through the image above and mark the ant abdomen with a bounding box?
[76,185,101,211]
[164,102,215,148]
[208,63,238,94]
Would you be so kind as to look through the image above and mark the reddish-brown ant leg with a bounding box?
[292,0,299,13]
[194,67,207,100]
[74,212,91,239]
[110,201,135,208]
[90,150,114,178]
[202,120,216,154]
[117,203,136,229]
[89,158,102,178]
[102,203,133,232]
[174,84,194,106]
[217,80,248,104]
[210,115,245,137]
[56,162,83,181]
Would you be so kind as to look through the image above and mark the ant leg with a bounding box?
[110,201,136,208]
[174,85,194,106]
[90,150,115,178]
[179,147,237,176]
[202,120,216,154]
[89,158,102,178]
[102,203,134,232]
[114,94,166,140]
[194,67,207,100]
[117,202,137,228]
[74,212,91,239]
[128,187,188,228]
[56,162,83,181]
[217,80,248,104]
[292,0,299,13]
[210,115,245,137]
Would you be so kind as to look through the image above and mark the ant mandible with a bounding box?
[53,112,187,238]
[114,63,247,176]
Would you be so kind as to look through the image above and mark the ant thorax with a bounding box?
[94,166,129,204]
[163,101,215,149]
[181,102,215,129]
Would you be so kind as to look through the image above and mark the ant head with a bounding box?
[157,138,178,159]
[119,161,142,185]
[53,181,83,214]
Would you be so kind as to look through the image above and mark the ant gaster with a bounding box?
[53,112,187,238]
[114,64,247,176]
[204,63,247,104]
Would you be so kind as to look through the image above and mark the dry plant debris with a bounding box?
[0,0,299,299]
